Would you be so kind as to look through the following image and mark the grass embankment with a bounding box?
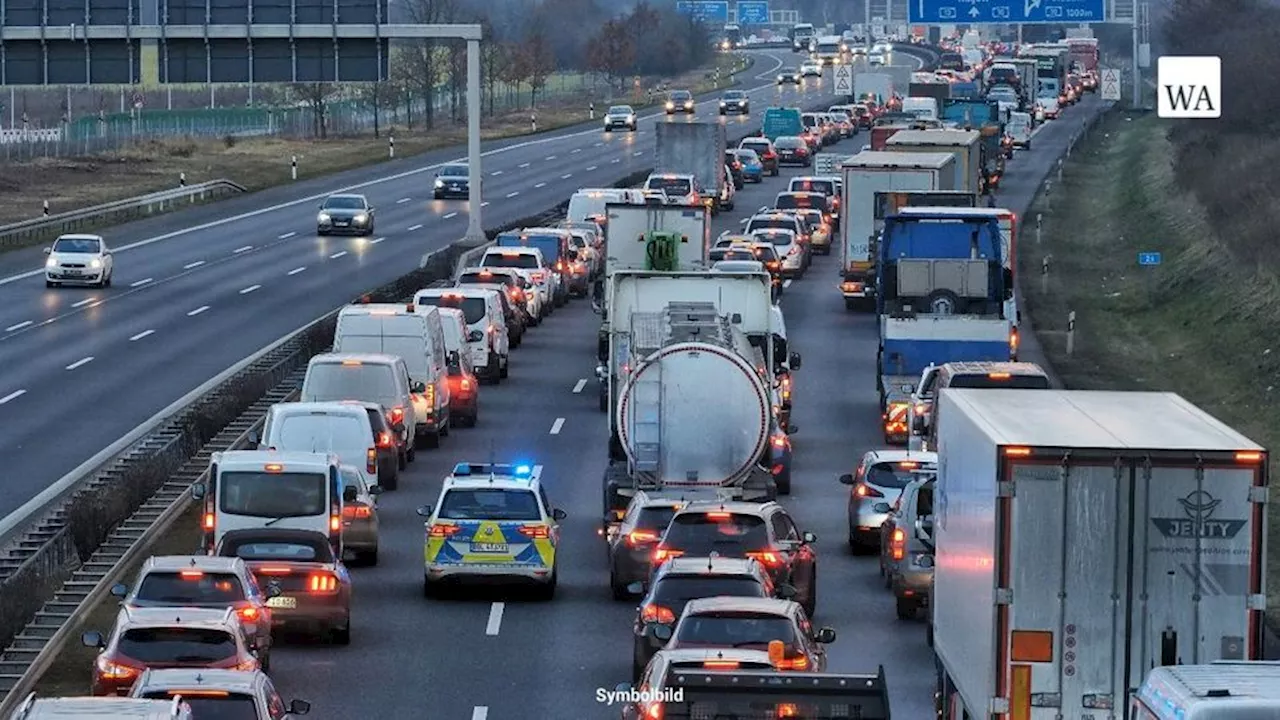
[0,54,751,237]
[1021,110,1280,629]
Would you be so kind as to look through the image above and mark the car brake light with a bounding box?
[703,659,739,669]
[179,570,203,579]
[95,656,139,680]
[518,525,550,538]
[625,529,659,547]
[652,547,683,564]
[256,567,292,575]
[329,513,341,533]
[389,406,405,424]
[235,658,259,671]
[643,701,664,720]
[460,378,473,391]
[899,461,919,469]
[343,504,372,519]
[556,260,564,271]
[377,432,394,448]
[237,606,259,622]
[855,484,884,498]
[772,434,789,450]
[1236,451,1264,463]
[308,573,339,593]
[641,604,676,624]
[705,511,732,520]
[777,703,801,716]
[774,655,809,670]
[891,528,905,560]
[367,447,377,474]
[429,524,462,537]
[747,551,783,567]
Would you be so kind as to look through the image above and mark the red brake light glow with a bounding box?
[389,406,405,424]
[329,514,341,533]
[179,570,203,579]
[625,529,659,547]
[377,431,394,448]
[429,524,461,537]
[202,512,215,530]
[747,550,782,567]
[343,504,373,519]
[652,547,683,564]
[518,525,550,539]
[237,606,259,622]
[641,604,676,624]
[705,512,732,520]
[308,573,339,593]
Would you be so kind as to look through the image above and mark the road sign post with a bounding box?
[1099,68,1121,102]
[736,1,770,24]
[908,0,1104,24]
[833,64,853,97]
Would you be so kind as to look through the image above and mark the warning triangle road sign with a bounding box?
[833,64,853,95]
[1100,68,1121,101]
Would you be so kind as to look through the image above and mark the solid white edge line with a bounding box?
[239,285,261,294]
[0,51,793,288]
[549,417,565,435]
[485,602,504,636]
[407,224,424,231]
[572,378,587,393]
[65,356,94,370]
[130,329,155,341]
[187,305,210,316]
[329,251,348,259]
[0,389,26,404]
[288,267,306,276]
[4,320,32,332]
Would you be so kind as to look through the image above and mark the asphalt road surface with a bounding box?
[0,49,919,519]
[233,93,1106,719]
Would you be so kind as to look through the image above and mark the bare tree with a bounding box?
[587,20,635,92]
[291,82,336,138]
[522,30,555,107]
[357,82,391,138]
[501,41,532,109]
[401,0,458,128]
[478,18,508,116]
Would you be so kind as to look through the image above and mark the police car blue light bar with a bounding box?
[451,462,535,477]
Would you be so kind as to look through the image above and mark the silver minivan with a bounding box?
[258,402,381,487]
[300,353,420,464]
[412,288,509,384]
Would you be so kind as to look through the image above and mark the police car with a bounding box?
[416,463,566,599]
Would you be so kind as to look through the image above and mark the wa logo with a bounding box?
[1158,56,1221,118]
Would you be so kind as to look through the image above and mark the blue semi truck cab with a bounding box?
[874,208,1014,443]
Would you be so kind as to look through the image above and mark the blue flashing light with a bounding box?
[514,464,532,477]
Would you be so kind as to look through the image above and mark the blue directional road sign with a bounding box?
[676,0,730,23]
[737,1,770,23]
[1138,252,1162,266]
[908,0,1105,24]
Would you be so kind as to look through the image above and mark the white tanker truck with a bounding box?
[601,271,785,518]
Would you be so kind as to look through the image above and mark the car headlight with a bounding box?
[628,114,635,122]
[684,102,692,109]
[318,212,330,223]
[353,214,368,224]
[434,179,444,188]
[90,258,102,268]
[666,102,674,109]
[777,75,784,81]
[719,101,726,107]
[46,256,57,268]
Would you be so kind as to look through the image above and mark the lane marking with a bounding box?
[518,162,531,168]
[288,267,306,276]
[0,52,795,287]
[506,191,520,198]
[560,173,572,179]
[571,148,582,153]
[278,232,296,239]
[130,329,155,341]
[183,260,205,269]
[396,197,411,204]
[486,602,504,636]
[72,298,97,308]
[592,142,602,147]
[329,251,348,259]
[129,278,153,287]
[472,709,488,720]
[545,155,556,160]
[549,417,565,435]
[481,201,490,207]
[4,321,32,332]
[65,356,94,371]
[407,224,424,231]
[783,279,793,288]
[370,237,385,244]
[443,212,458,219]
[586,165,598,171]
[233,245,253,254]
[633,151,644,156]
[188,305,210,316]
[239,285,261,294]
[611,158,621,163]
[491,170,504,176]
[572,378,587,393]
[0,389,25,405]
[534,182,546,188]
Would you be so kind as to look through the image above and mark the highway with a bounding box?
[0,49,867,519]
[217,93,1105,718]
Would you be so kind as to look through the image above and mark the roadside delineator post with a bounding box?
[389,136,395,159]
[590,102,595,120]
[1066,310,1076,356]
[1041,255,1050,296]
[291,155,298,181]
[531,113,537,132]
[1036,213,1043,245]
[42,200,49,217]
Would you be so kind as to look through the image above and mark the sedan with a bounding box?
[839,450,937,551]
[777,70,801,85]
[731,149,764,183]
[603,104,638,131]
[317,193,374,236]
[338,464,383,565]
[45,233,114,288]
[665,90,695,115]
[432,163,471,199]
[772,136,811,166]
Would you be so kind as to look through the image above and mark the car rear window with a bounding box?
[224,541,329,562]
[482,252,539,270]
[438,488,541,521]
[637,505,679,531]
[218,472,327,518]
[866,461,937,490]
[775,194,828,212]
[653,576,768,616]
[303,363,398,406]
[272,414,369,464]
[790,179,836,196]
[141,692,258,720]
[418,295,487,325]
[135,571,245,604]
[774,138,803,149]
[662,512,769,555]
[118,627,239,664]
[647,177,693,195]
[947,373,1051,389]
[673,612,799,648]
[749,230,794,248]
[745,217,799,235]
[740,140,769,152]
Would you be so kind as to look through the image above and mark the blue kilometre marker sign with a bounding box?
[909,0,1105,24]
[1138,252,1162,266]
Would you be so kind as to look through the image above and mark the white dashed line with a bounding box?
[592,142,602,147]
[633,151,644,156]
[329,251,348,259]
[71,298,96,308]
[184,260,205,269]
[407,224,424,232]
[534,182,546,188]
[545,155,556,160]
[239,285,261,294]
[586,166,598,171]
[443,212,458,219]
[130,329,155,341]
[506,191,520,198]
[472,708,488,720]
[571,148,582,154]
[611,158,621,163]
[370,237,385,244]
[187,305,210,316]
[65,356,94,371]
[486,602,504,636]
[278,232,296,239]
[288,267,307,276]
[129,278,153,287]
[572,378,587,393]
[396,197,411,204]
[233,245,253,254]
[518,162,531,168]
[0,389,25,405]
[783,279,793,288]
[560,174,573,180]
[491,170,504,176]
[549,417,565,435]
[481,201,490,207]
[4,321,32,332]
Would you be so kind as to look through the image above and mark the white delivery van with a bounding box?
[259,402,380,486]
[480,246,557,313]
[413,288,509,384]
[566,188,646,225]
[901,97,939,120]
[334,304,450,447]
[300,353,420,464]
[1132,662,1280,719]
[193,450,348,556]
[1007,111,1033,148]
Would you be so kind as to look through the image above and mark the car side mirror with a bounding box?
[626,581,645,595]
[789,351,802,369]
[552,508,567,521]
[81,630,104,649]
[288,699,311,715]
[788,425,799,434]
[266,584,283,598]
[369,485,384,495]
[651,624,674,641]
[342,486,358,503]
[815,627,837,643]
[776,584,797,599]
[838,473,854,485]
[43,247,51,254]
[416,505,433,517]
[191,482,206,500]
[411,380,427,394]
[110,583,128,598]
[467,330,484,342]
[246,430,260,448]
[801,531,817,544]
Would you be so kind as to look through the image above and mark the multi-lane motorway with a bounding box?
[209,92,1101,719]
[0,49,868,519]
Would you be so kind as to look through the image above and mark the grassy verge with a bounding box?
[0,54,751,239]
[1021,110,1280,630]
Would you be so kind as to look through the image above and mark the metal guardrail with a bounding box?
[0,180,248,249]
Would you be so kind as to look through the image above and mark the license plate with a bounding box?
[450,184,461,189]
[334,221,349,226]
[266,596,297,609]
[470,543,508,553]
[64,270,82,276]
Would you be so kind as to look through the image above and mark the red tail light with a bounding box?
[389,406,405,425]
[376,432,394,448]
[555,260,564,271]
[643,701,664,720]
[772,434,790,450]
[235,658,259,672]
[774,655,810,670]
[366,447,377,475]
[237,606,260,623]
[428,524,461,537]
[518,525,550,538]
[641,604,676,624]
[343,504,372,519]
[652,546,683,565]
[890,528,906,560]
[307,573,339,593]
[855,483,884,498]
[747,550,783,567]
[460,377,473,391]
[329,514,341,533]
[625,529,659,547]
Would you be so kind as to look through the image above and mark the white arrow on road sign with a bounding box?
[968,5,980,16]
[833,64,853,95]
[1100,67,1121,101]
[1025,0,1041,16]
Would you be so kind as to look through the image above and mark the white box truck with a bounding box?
[839,151,957,311]
[932,389,1269,720]
[885,128,982,195]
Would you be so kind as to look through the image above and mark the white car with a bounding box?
[800,61,822,77]
[869,51,887,66]
[44,233,114,288]
[1036,95,1060,120]
[458,266,543,324]
[479,246,556,315]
